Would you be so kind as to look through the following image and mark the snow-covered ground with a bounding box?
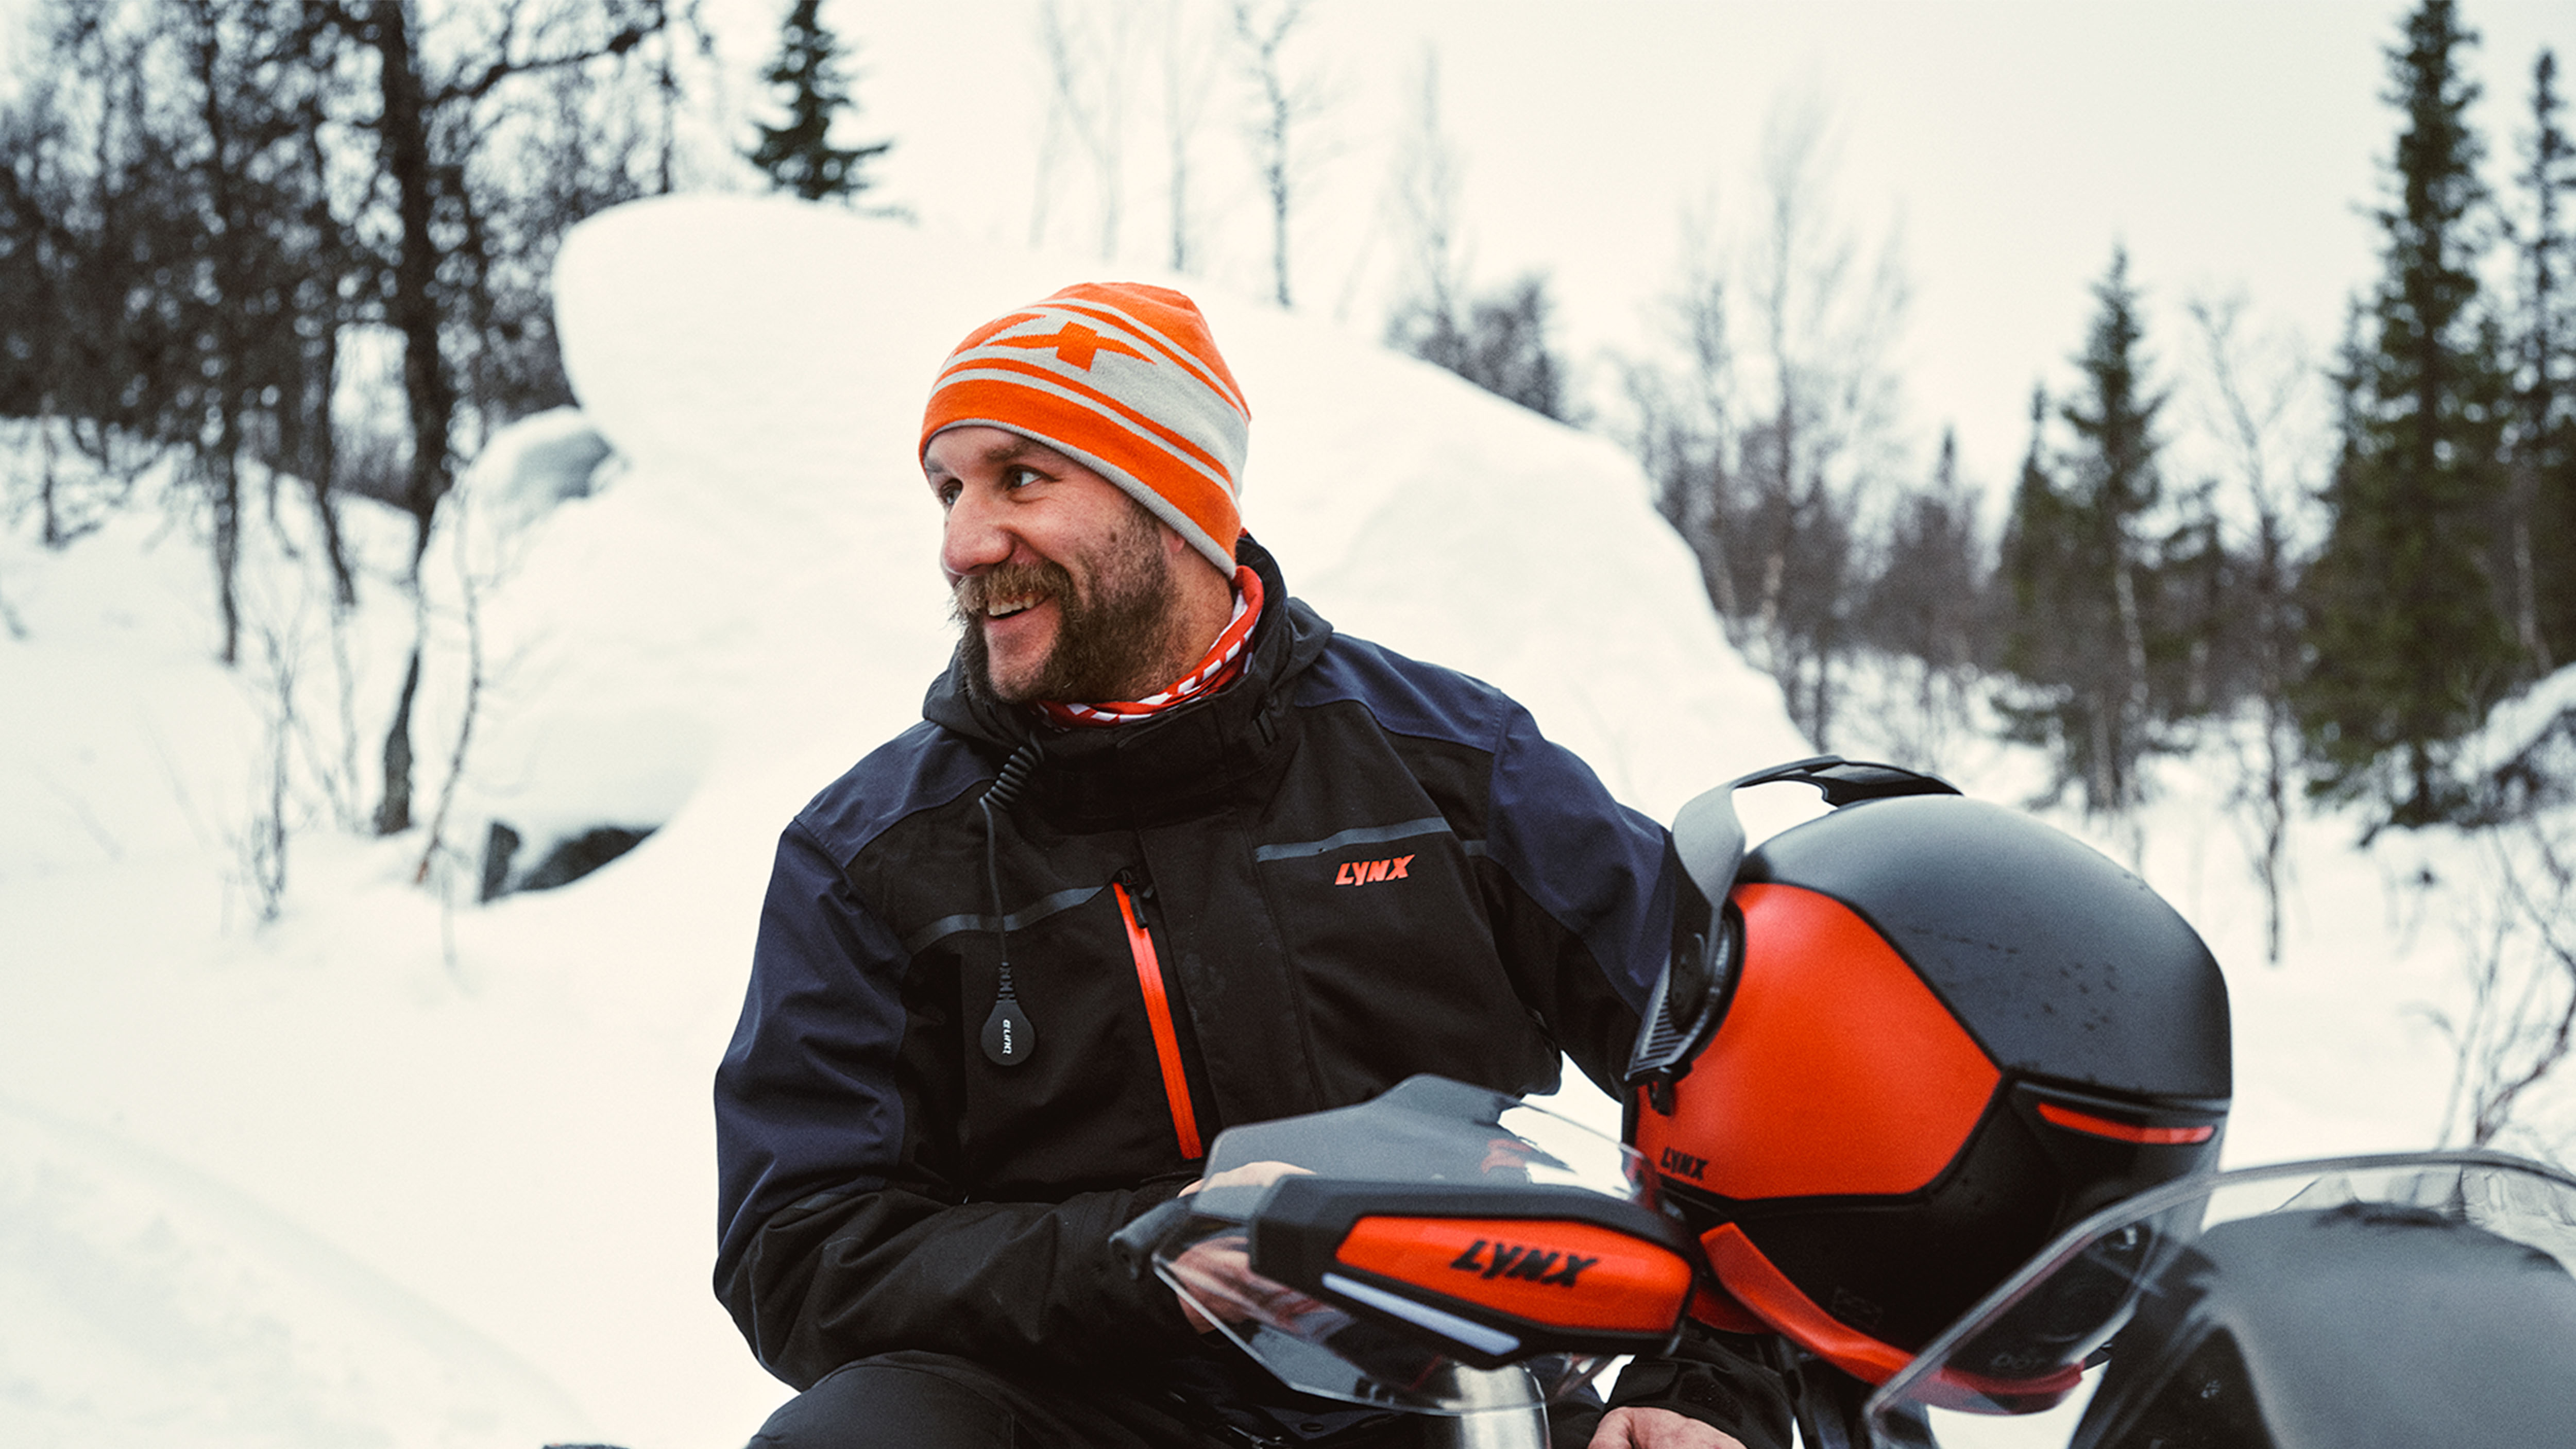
[1,195,2565,1448]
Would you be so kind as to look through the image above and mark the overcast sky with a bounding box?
[815,0,2576,514]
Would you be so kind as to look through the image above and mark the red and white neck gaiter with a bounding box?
[1034,566,1266,728]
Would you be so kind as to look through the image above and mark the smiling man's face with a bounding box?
[926,425,1202,705]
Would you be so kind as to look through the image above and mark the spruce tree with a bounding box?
[1997,250,2173,815]
[748,0,890,203]
[2297,0,2518,828]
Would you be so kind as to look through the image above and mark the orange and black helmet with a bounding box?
[1625,758,2231,1388]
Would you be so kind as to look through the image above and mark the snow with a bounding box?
[0,1096,580,1446]
[0,194,2563,1447]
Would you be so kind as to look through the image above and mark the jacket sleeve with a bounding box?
[1478,699,1680,1099]
[713,817,1203,1388]
[1606,1327,1797,1449]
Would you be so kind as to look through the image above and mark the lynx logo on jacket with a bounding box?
[1334,855,1414,886]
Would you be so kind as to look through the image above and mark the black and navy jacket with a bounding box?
[714,537,1682,1390]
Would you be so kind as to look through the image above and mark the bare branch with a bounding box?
[2437,815,2576,1156]
[1229,0,1323,307]
[414,493,487,889]
[1036,0,1140,260]
[2186,292,2316,963]
[1157,0,1224,272]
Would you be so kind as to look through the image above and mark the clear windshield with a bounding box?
[1141,1075,1663,1415]
[1863,1152,2576,1449]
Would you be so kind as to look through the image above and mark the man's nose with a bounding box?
[940,486,1014,580]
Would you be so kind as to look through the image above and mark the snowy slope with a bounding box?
[0,1096,580,1446]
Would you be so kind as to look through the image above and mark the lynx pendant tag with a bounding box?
[982,996,1036,1066]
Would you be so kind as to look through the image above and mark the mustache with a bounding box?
[950,559,1074,623]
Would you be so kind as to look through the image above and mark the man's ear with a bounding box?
[1160,521,1201,567]
[1164,526,1233,608]
[1176,533,1232,585]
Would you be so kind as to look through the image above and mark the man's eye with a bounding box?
[1005,465,1044,489]
[934,481,961,507]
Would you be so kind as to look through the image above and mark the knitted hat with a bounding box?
[920,282,1250,571]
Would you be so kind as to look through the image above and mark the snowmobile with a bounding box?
[1113,758,2576,1448]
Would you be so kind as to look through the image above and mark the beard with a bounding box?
[952,499,1191,706]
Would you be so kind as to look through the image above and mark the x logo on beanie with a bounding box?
[995,321,1148,371]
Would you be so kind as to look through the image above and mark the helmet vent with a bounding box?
[2034,1100,2219,1146]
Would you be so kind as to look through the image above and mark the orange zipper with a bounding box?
[1113,879,1204,1161]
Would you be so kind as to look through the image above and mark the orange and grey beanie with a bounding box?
[919,282,1250,572]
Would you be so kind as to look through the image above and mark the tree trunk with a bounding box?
[370,0,455,567]
[297,111,356,609]
[208,427,243,667]
[2112,558,2150,811]
[301,320,355,610]
[2511,462,2550,674]
[375,645,421,836]
[368,0,453,832]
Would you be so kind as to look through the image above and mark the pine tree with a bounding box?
[748,0,890,203]
[2297,0,2518,829]
[1997,250,2174,815]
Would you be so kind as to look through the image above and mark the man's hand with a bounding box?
[1589,1406,1748,1449]
[1178,1159,1311,1197]
[1173,1160,1311,1332]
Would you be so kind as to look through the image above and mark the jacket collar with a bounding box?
[923,535,1332,828]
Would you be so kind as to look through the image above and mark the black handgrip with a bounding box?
[1111,1198,1196,1277]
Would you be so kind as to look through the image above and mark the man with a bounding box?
[714,283,1779,1448]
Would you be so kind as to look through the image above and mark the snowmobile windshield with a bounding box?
[1861,1151,2576,1449]
[1118,1075,1694,1416]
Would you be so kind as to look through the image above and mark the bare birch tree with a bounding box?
[2432,810,2576,1158]
[1617,101,1908,754]
[1157,0,1223,273]
[1229,0,1324,307]
[1622,197,1742,622]
[2189,292,2317,964]
[1037,0,1140,261]
[1383,46,1469,356]
[1734,98,1910,747]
